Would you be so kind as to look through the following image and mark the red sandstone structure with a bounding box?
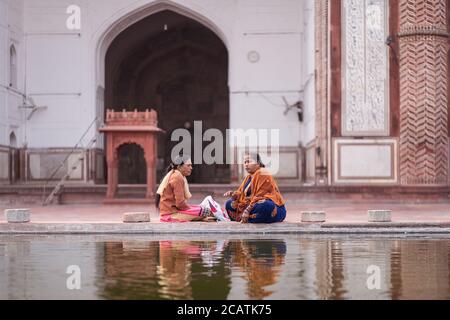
[4,1,450,205]
[315,0,450,187]
[99,109,162,202]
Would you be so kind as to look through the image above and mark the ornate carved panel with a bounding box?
[342,0,389,136]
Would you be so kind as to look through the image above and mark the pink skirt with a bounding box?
[160,205,204,223]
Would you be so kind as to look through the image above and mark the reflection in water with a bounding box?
[101,239,286,300]
[227,240,286,299]
[102,242,160,299]
[2,236,450,299]
[390,240,402,300]
[102,240,231,300]
[157,240,229,300]
[157,241,195,299]
[390,240,450,300]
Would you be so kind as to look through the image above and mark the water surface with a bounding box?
[1,234,450,300]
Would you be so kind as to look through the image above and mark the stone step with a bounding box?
[122,212,151,223]
[4,209,31,223]
[301,211,326,223]
[368,210,392,222]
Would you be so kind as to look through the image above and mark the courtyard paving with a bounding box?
[2,194,450,234]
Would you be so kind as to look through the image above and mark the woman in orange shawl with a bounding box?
[224,153,286,223]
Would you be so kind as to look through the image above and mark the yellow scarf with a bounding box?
[156,169,192,199]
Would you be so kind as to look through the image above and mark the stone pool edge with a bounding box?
[1,222,450,234]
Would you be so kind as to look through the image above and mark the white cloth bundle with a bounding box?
[200,196,230,222]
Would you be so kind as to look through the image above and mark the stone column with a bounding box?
[106,136,118,199]
[314,0,329,185]
[106,160,118,199]
[398,0,449,185]
[145,135,156,199]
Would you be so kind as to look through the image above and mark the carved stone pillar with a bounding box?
[106,158,118,199]
[398,0,449,185]
[145,135,156,199]
[105,132,117,199]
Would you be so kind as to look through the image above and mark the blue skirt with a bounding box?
[225,199,286,223]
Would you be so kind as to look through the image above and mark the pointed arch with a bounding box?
[9,131,17,148]
[117,142,147,184]
[94,0,229,88]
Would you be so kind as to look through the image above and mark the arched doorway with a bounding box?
[118,143,147,184]
[104,9,230,184]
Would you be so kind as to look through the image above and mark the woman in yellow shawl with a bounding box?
[156,155,210,222]
[156,155,227,222]
[224,153,286,223]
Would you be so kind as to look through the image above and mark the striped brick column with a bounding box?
[398,0,449,185]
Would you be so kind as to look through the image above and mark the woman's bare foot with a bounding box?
[203,216,218,222]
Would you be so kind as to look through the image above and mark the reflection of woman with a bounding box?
[158,241,197,299]
[156,155,216,222]
[224,153,287,223]
[230,240,286,299]
[158,240,230,300]
[158,240,231,300]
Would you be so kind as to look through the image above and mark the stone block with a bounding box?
[301,211,326,223]
[368,210,391,222]
[4,209,31,223]
[122,212,150,223]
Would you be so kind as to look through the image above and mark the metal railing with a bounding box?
[42,117,100,205]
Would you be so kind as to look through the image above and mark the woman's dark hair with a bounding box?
[165,154,191,173]
[246,152,265,168]
[155,154,192,209]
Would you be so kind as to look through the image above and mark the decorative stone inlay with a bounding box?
[342,0,388,135]
[247,50,260,63]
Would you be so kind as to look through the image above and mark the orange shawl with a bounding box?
[231,168,285,219]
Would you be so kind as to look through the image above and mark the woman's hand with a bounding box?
[241,211,250,224]
[223,190,234,197]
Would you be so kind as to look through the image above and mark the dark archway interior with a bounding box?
[105,10,230,184]
[9,132,19,184]
[9,132,17,148]
[118,143,147,184]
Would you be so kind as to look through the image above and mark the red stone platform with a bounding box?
[1,183,450,206]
